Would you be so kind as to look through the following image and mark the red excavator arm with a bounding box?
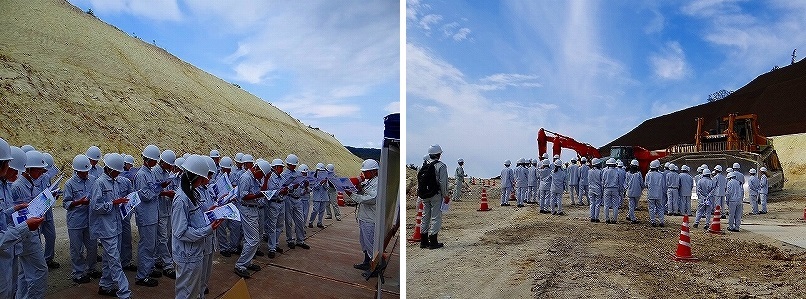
[537,128,602,160]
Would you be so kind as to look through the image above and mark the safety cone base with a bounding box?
[708,228,725,235]
[671,253,699,262]
[477,207,492,211]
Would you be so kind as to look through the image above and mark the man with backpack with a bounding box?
[417,144,449,250]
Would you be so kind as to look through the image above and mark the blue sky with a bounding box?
[68,0,400,149]
[407,0,806,178]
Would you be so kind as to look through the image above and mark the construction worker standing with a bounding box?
[418,145,449,249]
[89,153,132,298]
[454,159,466,201]
[133,145,164,287]
[171,155,222,299]
[63,154,102,284]
[154,150,177,279]
[665,164,680,216]
[514,158,528,208]
[549,159,566,215]
[644,160,666,227]
[538,159,551,213]
[309,163,329,228]
[713,165,727,219]
[601,158,620,223]
[324,164,342,221]
[233,159,272,277]
[11,150,51,299]
[588,158,603,222]
[725,171,744,232]
[567,158,580,205]
[577,157,590,206]
[678,165,694,216]
[283,155,310,251]
[499,160,513,207]
[748,169,760,214]
[527,159,538,204]
[693,169,715,229]
[759,167,768,214]
[624,160,643,224]
[345,159,380,269]
[86,146,104,179]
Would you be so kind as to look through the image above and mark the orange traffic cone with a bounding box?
[477,188,491,211]
[337,192,345,207]
[708,205,724,234]
[407,201,424,242]
[673,215,698,262]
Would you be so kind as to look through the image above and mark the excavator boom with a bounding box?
[537,128,602,160]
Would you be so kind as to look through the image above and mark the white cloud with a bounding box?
[385,101,400,113]
[644,9,665,34]
[83,0,182,21]
[419,14,443,31]
[274,94,360,119]
[650,41,688,80]
[452,28,472,41]
[476,73,542,91]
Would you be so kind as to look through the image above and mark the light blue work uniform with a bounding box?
[514,165,528,206]
[678,172,694,216]
[90,172,132,299]
[713,172,727,212]
[134,165,162,281]
[11,175,48,299]
[549,167,566,214]
[527,163,538,204]
[726,178,744,230]
[350,176,378,257]
[38,170,57,265]
[587,166,603,220]
[283,169,307,246]
[759,173,768,213]
[567,162,579,204]
[172,187,214,299]
[625,170,643,222]
[644,170,666,226]
[119,167,139,268]
[63,173,99,280]
[577,164,590,205]
[693,176,715,228]
[153,166,175,271]
[538,165,552,211]
[665,170,680,215]
[1,178,33,299]
[235,170,263,270]
[748,175,760,214]
[309,171,330,226]
[500,166,514,205]
[602,166,620,221]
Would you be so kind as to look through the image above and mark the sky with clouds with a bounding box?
[407,0,806,178]
[68,0,400,149]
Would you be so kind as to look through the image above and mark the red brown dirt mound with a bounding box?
[601,59,806,154]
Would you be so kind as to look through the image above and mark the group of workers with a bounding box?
[0,137,380,299]
[488,154,770,231]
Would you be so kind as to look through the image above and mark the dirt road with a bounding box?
[405,178,806,298]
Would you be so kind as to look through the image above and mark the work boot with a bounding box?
[428,234,444,250]
[353,251,371,270]
[420,234,430,249]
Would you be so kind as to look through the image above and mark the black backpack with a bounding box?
[417,160,441,198]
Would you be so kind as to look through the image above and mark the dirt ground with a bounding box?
[405,174,806,298]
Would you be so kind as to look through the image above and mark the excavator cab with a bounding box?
[608,146,634,165]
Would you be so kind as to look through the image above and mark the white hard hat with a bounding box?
[42,152,54,168]
[361,159,379,171]
[714,165,722,172]
[219,156,233,169]
[617,161,624,167]
[668,163,676,171]
[316,163,325,171]
[209,149,221,158]
[299,164,309,173]
[760,167,767,172]
[531,159,537,164]
[234,152,244,163]
[25,150,47,169]
[702,169,712,176]
[203,156,216,173]
[428,144,443,155]
[649,160,660,169]
[183,155,210,177]
[726,168,733,173]
[591,158,600,165]
[182,153,191,159]
[242,154,255,163]
[727,171,736,179]
[422,155,429,162]
[160,150,177,166]
[697,166,703,172]
[458,158,464,163]
[285,154,299,166]
[749,168,757,174]
[517,158,525,164]
[0,137,12,161]
[9,147,26,172]
[732,162,740,169]
[257,160,273,176]
[21,144,36,153]
[142,145,160,161]
[571,157,577,161]
[86,145,102,161]
[175,157,186,169]
[664,162,670,168]
[581,157,587,162]
[554,159,562,167]
[504,160,511,166]
[553,154,560,159]
[681,165,690,172]
[542,159,550,166]
[701,164,708,170]
[630,159,639,166]
[326,164,335,172]
[541,153,548,159]
[606,158,616,165]
[72,154,91,172]
[124,154,135,165]
[103,153,125,172]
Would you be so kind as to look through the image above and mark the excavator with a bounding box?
[537,113,783,191]
[663,113,783,192]
[536,128,665,174]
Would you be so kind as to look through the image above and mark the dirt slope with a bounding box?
[0,0,361,171]
[601,59,806,154]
